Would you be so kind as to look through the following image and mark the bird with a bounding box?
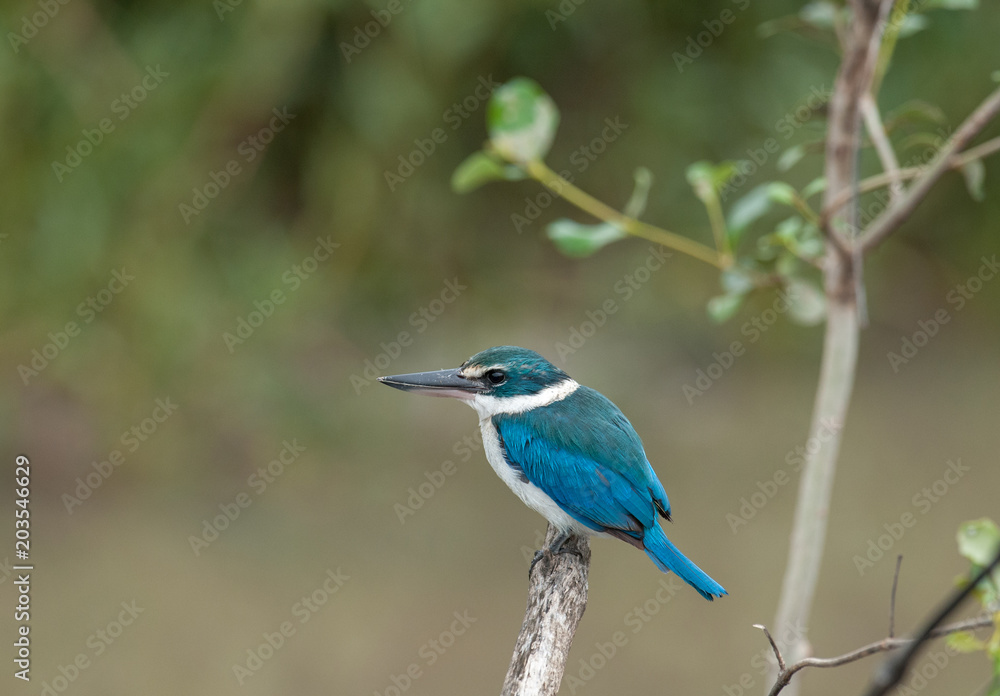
[378,345,726,600]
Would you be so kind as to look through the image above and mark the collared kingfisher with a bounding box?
[378,346,726,600]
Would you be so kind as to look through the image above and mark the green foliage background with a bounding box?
[1,1,999,694]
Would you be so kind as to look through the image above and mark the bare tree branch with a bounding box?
[861,94,904,204]
[859,84,1000,253]
[862,547,1000,696]
[889,555,902,638]
[760,613,996,696]
[827,133,1000,210]
[501,525,590,696]
[770,6,892,693]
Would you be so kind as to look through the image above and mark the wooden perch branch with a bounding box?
[501,525,591,696]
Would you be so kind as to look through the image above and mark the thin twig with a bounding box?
[861,94,904,204]
[762,613,996,696]
[860,84,1000,253]
[889,555,903,638]
[828,133,1000,212]
[523,159,725,269]
[862,547,1000,696]
[755,624,786,671]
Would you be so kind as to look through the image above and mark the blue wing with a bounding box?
[494,385,727,600]
[492,386,670,542]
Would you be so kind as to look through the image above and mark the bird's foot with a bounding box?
[528,531,583,577]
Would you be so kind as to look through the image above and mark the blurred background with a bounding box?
[2,0,999,694]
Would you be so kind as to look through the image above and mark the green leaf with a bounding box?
[962,159,986,202]
[946,631,987,653]
[774,216,803,243]
[785,278,827,325]
[801,177,827,200]
[687,160,740,200]
[487,78,560,164]
[776,251,799,277]
[958,519,1000,567]
[900,131,948,152]
[546,219,625,257]
[451,151,508,193]
[707,293,745,323]
[897,14,929,38]
[799,1,839,29]
[797,234,825,259]
[766,181,799,206]
[721,266,755,295]
[728,185,774,243]
[778,144,808,172]
[885,100,947,130]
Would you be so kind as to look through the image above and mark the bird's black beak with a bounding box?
[378,368,486,400]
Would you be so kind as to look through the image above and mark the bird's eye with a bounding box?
[486,370,506,385]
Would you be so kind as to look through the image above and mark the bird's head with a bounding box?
[378,346,572,405]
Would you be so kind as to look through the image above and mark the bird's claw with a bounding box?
[528,533,582,577]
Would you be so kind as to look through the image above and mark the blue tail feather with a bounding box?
[643,525,727,601]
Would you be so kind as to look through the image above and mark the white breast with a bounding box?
[464,379,596,536]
